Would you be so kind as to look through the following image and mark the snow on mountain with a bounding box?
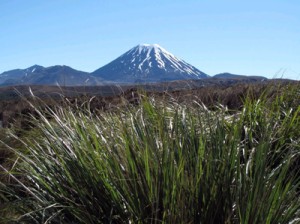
[92,44,209,83]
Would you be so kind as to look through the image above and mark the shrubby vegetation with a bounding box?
[0,85,300,223]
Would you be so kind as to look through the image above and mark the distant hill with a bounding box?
[0,65,102,86]
[92,44,209,83]
[0,65,44,85]
[214,73,266,80]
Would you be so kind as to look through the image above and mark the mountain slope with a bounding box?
[0,65,102,86]
[0,65,44,85]
[92,44,209,82]
[20,65,97,86]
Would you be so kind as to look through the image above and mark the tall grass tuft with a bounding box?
[1,88,300,223]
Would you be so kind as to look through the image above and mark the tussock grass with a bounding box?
[1,87,300,223]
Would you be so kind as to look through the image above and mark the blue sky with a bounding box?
[0,0,299,79]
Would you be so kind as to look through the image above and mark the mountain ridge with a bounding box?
[0,44,268,86]
[0,65,102,86]
[214,72,266,80]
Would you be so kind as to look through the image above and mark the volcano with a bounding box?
[92,44,209,83]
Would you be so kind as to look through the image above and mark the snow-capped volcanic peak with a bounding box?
[126,44,207,76]
[135,44,169,55]
[129,44,174,69]
[92,43,208,82]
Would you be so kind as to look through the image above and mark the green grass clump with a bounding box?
[1,89,300,223]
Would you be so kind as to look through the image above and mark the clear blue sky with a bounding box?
[1,0,299,79]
